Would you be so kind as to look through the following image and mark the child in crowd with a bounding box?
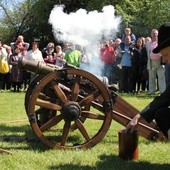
[55,53,66,68]
[8,47,23,92]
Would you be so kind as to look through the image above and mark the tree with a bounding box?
[0,0,170,45]
[87,0,170,37]
[134,0,170,36]
[0,0,90,46]
[0,0,34,43]
[27,0,90,47]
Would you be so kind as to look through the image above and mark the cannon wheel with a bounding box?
[27,68,112,149]
[25,75,45,115]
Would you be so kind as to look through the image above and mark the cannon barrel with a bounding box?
[18,57,115,88]
[18,57,61,75]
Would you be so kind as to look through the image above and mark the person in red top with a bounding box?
[100,41,115,84]
[44,54,56,65]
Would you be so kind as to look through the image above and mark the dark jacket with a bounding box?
[130,46,148,77]
[140,86,170,122]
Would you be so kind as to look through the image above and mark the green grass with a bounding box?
[0,91,170,170]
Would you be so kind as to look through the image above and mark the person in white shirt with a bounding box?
[145,29,166,94]
[25,42,44,81]
[26,42,44,62]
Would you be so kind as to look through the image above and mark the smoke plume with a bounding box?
[49,5,121,75]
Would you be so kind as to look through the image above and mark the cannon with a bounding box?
[17,58,165,150]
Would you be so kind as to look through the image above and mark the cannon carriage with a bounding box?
[17,58,165,150]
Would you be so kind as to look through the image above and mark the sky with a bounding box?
[0,0,25,18]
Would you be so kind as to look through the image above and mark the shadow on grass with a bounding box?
[49,154,170,170]
[0,124,48,151]
[0,123,95,152]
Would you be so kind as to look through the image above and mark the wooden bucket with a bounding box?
[118,129,139,160]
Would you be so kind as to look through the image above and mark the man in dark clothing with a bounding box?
[126,22,170,140]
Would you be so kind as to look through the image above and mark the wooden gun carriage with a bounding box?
[16,58,165,150]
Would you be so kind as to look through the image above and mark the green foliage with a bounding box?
[87,0,170,37]
[27,0,57,45]
[133,0,170,36]
[1,0,170,44]
[86,0,108,11]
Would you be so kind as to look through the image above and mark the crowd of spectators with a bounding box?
[99,27,167,94]
[0,27,167,95]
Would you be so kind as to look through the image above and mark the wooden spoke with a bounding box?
[81,111,105,120]
[71,75,80,101]
[75,119,91,141]
[70,110,104,132]
[79,90,100,106]
[38,93,51,101]
[51,81,68,104]
[58,83,71,92]
[70,116,87,131]
[60,120,71,146]
[40,114,63,132]
[36,100,62,111]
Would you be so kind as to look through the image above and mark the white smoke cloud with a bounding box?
[49,5,121,76]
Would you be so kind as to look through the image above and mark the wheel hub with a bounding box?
[62,102,81,121]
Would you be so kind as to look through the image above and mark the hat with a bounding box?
[153,22,170,53]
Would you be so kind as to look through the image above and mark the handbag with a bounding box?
[0,58,9,74]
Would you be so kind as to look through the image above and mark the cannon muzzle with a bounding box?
[18,58,61,75]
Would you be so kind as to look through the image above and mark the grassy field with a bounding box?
[0,91,170,170]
